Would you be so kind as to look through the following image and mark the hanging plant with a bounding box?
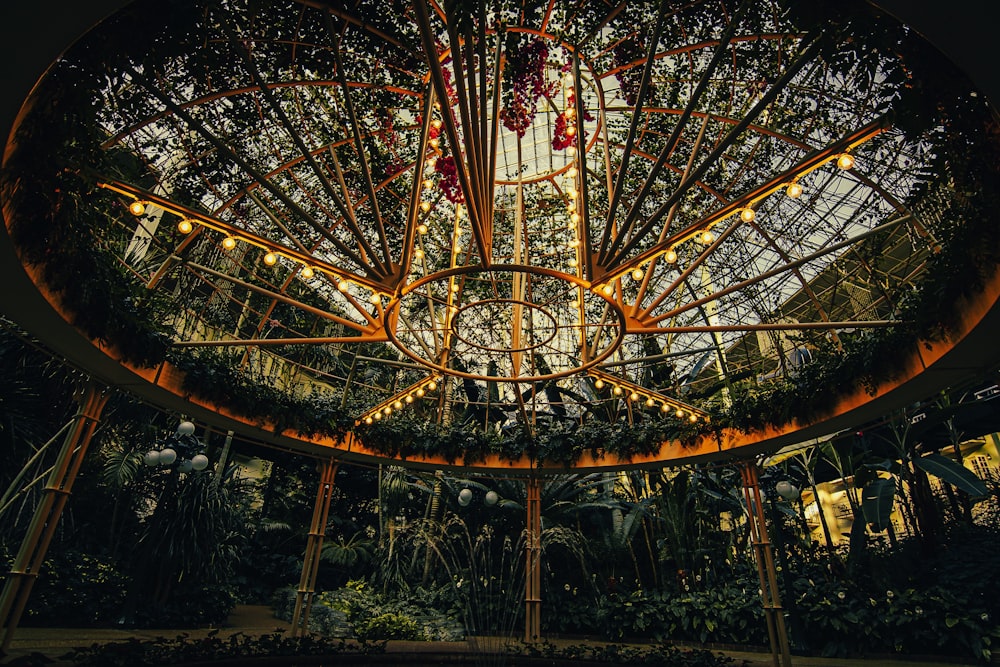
[552,111,575,150]
[501,37,551,137]
[612,37,652,106]
[434,155,465,203]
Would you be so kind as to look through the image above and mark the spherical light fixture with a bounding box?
[222,236,237,250]
[700,230,715,244]
[775,480,801,501]
[786,182,803,198]
[458,488,473,507]
[631,268,644,281]
[594,378,605,389]
[143,450,161,466]
[427,380,437,391]
[664,248,678,263]
[128,200,146,216]
[158,448,177,466]
[739,208,756,223]
[177,421,196,436]
[484,490,499,506]
[301,266,314,279]
[177,219,193,234]
[836,153,855,170]
[263,252,278,266]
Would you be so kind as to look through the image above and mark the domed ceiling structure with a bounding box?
[2,0,999,469]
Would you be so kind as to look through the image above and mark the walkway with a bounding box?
[0,605,978,667]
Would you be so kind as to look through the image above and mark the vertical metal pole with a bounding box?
[739,461,793,667]
[524,475,542,643]
[290,459,338,637]
[0,382,109,653]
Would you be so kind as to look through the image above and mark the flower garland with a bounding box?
[501,37,552,137]
[434,155,465,203]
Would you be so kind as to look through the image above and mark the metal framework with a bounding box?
[12,0,945,450]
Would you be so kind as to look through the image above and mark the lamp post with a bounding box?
[143,421,210,473]
[763,473,807,654]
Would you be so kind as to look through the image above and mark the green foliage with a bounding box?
[16,550,128,627]
[352,612,425,641]
[520,640,735,666]
[59,629,384,667]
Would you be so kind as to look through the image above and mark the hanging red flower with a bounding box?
[434,156,465,203]
[552,111,574,150]
[501,38,550,137]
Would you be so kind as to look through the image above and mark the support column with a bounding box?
[290,459,338,637]
[0,382,109,653]
[739,461,792,667]
[524,475,541,643]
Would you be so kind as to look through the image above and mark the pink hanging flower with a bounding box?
[434,156,465,203]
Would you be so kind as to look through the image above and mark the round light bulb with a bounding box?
[416,388,425,397]
[664,248,678,263]
[676,408,685,418]
[568,167,578,178]
[177,219,193,234]
[418,223,428,234]
[373,412,382,421]
[786,182,803,199]
[458,488,473,507]
[565,125,576,137]
[393,400,403,410]
[337,279,350,291]
[191,454,209,471]
[129,200,146,216]
[646,397,656,407]
[414,248,424,259]
[423,179,433,189]
[613,386,623,396]
[365,416,373,424]
[630,391,640,402]
[301,266,314,278]
[263,252,278,266]
[429,138,440,149]
[836,153,855,170]
[570,299,579,308]
[383,406,392,415]
[661,403,670,412]
[431,118,443,129]
[143,450,160,466]
[177,421,196,436]
[602,284,614,296]
[740,208,755,223]
[158,448,177,466]
[594,379,605,389]
[405,395,414,404]
[484,490,499,506]
[700,230,715,244]
[420,201,431,212]
[568,258,578,267]
[570,213,580,224]
[689,413,699,423]
[370,292,382,305]
[631,268,644,281]
[427,381,437,391]
[222,236,237,250]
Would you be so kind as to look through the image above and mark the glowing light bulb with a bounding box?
[177,219,193,234]
[427,380,437,391]
[450,282,460,292]
[263,252,278,265]
[631,268,644,281]
[416,388,425,397]
[373,412,382,420]
[630,391,640,402]
[565,125,576,137]
[836,153,855,170]
[568,167,578,178]
[689,413,699,422]
[568,239,580,248]
[301,266,314,278]
[676,408,685,418]
[570,299,579,308]
[431,118,443,129]
[664,248,678,263]
[405,395,414,404]
[414,248,424,259]
[423,179,433,189]
[594,379,605,389]
[568,189,578,199]
[786,182,803,198]
[129,200,146,216]
[646,397,656,407]
[429,138,440,149]
[337,279,350,291]
[613,386,623,396]
[568,258,578,267]
[661,403,670,413]
[370,292,382,305]
[602,283,614,296]
[740,208,756,223]
[365,416,373,424]
[383,406,392,415]
[393,400,403,410]
[418,223,428,234]
[420,201,431,212]
[700,230,715,244]
[222,236,237,250]
[570,213,580,224]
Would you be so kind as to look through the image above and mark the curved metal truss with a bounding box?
[60,0,941,432]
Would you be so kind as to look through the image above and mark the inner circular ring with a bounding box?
[451,298,559,353]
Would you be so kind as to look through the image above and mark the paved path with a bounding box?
[0,605,976,666]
